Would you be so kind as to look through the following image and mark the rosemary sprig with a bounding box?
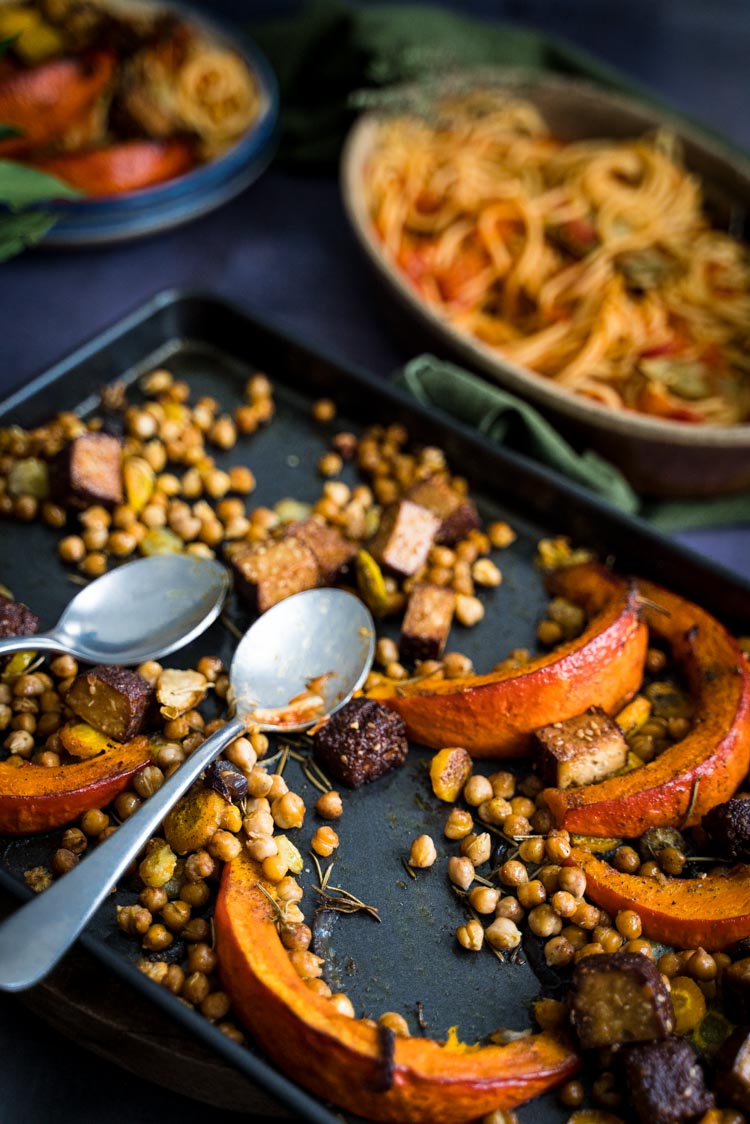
[401,857,417,880]
[680,778,700,830]
[310,855,381,922]
[220,612,243,641]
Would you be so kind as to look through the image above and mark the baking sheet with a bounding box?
[2,290,750,1124]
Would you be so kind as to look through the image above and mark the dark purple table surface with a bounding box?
[1,1,750,1121]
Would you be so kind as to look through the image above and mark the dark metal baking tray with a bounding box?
[1,290,749,1124]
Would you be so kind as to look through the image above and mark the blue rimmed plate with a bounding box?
[36,6,279,246]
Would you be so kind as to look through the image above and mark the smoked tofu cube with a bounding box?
[406,475,480,545]
[716,1028,750,1112]
[533,706,628,788]
[624,1038,713,1124]
[0,594,39,672]
[399,583,455,664]
[283,519,357,585]
[313,698,407,788]
[51,432,123,509]
[368,499,440,578]
[66,665,154,741]
[229,538,320,614]
[570,952,675,1050]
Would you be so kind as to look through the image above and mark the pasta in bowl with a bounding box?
[342,73,750,495]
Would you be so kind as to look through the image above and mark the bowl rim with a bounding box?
[340,70,750,449]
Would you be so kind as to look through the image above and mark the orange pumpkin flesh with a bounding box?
[544,575,750,836]
[30,138,197,196]
[0,736,150,834]
[215,851,579,1124]
[0,50,115,155]
[370,563,647,757]
[568,846,750,952]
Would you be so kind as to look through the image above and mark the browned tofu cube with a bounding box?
[570,952,674,1050]
[399,583,455,664]
[66,665,154,741]
[51,432,123,509]
[716,1028,750,1112]
[229,538,320,614]
[0,594,40,671]
[624,1038,713,1124]
[368,499,440,578]
[406,475,480,545]
[283,519,357,585]
[533,706,628,789]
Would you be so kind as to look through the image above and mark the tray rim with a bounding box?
[2,287,750,1123]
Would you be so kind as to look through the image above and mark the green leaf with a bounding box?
[0,125,21,142]
[0,160,82,207]
[0,209,57,262]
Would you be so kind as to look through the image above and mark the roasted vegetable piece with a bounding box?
[215,851,580,1124]
[430,746,472,802]
[622,1038,713,1124]
[533,706,628,788]
[545,573,750,835]
[567,847,750,951]
[370,562,647,757]
[163,787,225,854]
[0,50,115,155]
[702,798,750,861]
[30,137,196,195]
[313,698,407,788]
[0,737,150,834]
[399,583,455,664]
[405,475,480,545]
[50,431,123,509]
[228,537,320,614]
[569,952,674,1049]
[368,499,441,578]
[66,665,154,741]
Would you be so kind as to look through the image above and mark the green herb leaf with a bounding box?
[0,160,82,208]
[0,125,21,142]
[0,209,57,262]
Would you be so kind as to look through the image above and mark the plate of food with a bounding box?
[0,0,279,243]
[341,71,750,497]
[2,290,750,1123]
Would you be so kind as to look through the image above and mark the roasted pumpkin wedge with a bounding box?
[568,846,750,952]
[30,138,197,196]
[545,575,750,836]
[215,851,579,1124]
[369,563,647,757]
[0,735,150,834]
[0,50,115,155]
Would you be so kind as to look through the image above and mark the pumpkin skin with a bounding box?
[30,138,197,196]
[0,51,115,155]
[544,575,750,836]
[215,851,580,1124]
[0,736,150,834]
[370,562,647,757]
[568,846,750,952]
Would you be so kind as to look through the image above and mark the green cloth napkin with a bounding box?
[250,0,733,169]
[397,356,750,532]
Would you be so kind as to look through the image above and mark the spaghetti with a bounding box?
[364,92,750,424]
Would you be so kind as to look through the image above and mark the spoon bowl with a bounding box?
[0,586,376,991]
[231,587,376,730]
[0,555,231,665]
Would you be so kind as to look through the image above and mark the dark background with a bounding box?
[1,1,749,1121]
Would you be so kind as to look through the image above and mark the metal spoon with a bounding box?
[0,555,231,665]
[0,587,375,991]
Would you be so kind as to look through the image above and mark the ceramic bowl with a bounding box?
[341,72,750,497]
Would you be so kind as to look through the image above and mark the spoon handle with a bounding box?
[0,715,246,992]
[0,633,65,658]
